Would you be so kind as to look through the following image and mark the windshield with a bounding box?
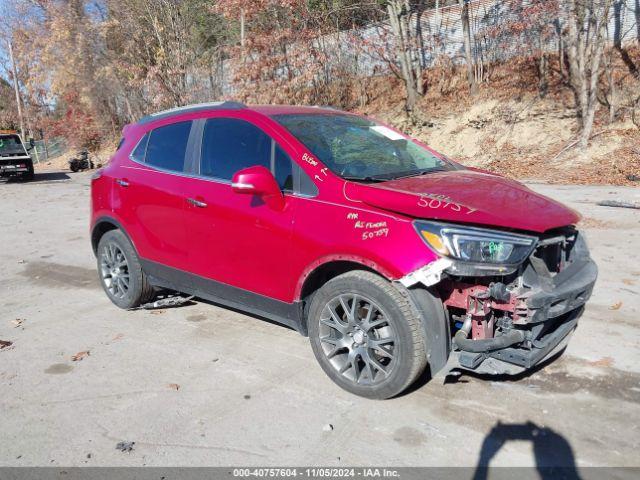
[273,113,451,181]
[0,135,26,155]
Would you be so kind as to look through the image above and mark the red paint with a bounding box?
[91,105,581,304]
[345,171,580,233]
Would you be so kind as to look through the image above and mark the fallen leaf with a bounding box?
[622,279,636,286]
[589,357,614,368]
[111,333,124,341]
[0,340,13,349]
[71,350,90,361]
[609,302,622,310]
[168,383,180,391]
[12,319,25,328]
[149,310,166,315]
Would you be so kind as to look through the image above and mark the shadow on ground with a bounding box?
[473,421,580,479]
[1,171,71,184]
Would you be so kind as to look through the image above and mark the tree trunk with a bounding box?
[387,0,422,117]
[565,0,612,148]
[459,0,476,93]
[538,52,548,97]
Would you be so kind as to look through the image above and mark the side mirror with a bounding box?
[232,165,285,210]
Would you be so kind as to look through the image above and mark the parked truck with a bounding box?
[0,130,35,181]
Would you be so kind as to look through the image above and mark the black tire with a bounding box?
[23,165,34,181]
[308,270,428,399]
[70,160,80,172]
[96,229,155,309]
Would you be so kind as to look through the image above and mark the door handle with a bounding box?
[187,197,207,208]
[116,178,129,187]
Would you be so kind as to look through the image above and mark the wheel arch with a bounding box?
[91,216,136,256]
[295,256,398,333]
[297,257,396,301]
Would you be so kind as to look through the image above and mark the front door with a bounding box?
[183,115,297,302]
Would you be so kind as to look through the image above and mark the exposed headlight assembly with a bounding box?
[415,221,537,272]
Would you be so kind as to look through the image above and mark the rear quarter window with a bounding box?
[129,133,149,163]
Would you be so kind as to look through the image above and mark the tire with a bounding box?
[308,270,428,399]
[23,164,34,181]
[96,229,155,309]
[70,160,80,172]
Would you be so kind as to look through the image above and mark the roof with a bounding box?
[251,105,349,116]
[136,102,350,125]
[137,101,246,124]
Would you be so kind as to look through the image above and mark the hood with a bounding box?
[344,170,580,233]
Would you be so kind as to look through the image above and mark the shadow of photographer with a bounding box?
[473,421,581,480]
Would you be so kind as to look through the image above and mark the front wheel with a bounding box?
[23,165,34,181]
[308,271,428,399]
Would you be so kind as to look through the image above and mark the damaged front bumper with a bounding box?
[402,230,598,376]
[453,308,581,375]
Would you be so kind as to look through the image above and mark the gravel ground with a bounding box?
[0,169,639,469]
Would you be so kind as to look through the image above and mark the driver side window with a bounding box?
[200,118,293,192]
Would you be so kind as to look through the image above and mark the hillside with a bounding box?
[361,53,640,186]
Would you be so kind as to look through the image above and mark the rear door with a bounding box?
[116,120,194,272]
[182,115,297,301]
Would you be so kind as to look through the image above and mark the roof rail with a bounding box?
[138,101,246,124]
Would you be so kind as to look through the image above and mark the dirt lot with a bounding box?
[1,169,639,469]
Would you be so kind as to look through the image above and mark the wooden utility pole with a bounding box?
[240,9,245,47]
[8,40,26,141]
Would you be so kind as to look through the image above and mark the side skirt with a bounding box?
[140,259,305,335]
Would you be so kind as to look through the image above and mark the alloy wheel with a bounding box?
[318,293,397,385]
[100,242,130,299]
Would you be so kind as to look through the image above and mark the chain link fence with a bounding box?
[30,137,67,164]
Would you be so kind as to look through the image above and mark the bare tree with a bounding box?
[564,0,613,148]
[386,0,424,116]
[459,0,475,93]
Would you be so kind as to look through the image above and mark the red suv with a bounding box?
[91,102,597,399]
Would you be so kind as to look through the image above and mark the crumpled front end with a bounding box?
[405,227,597,375]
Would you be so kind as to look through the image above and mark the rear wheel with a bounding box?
[97,229,155,309]
[308,271,427,399]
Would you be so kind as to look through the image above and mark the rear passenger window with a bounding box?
[130,133,148,163]
[146,121,192,172]
[201,118,293,191]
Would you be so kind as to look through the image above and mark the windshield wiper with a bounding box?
[390,167,448,180]
[343,168,448,183]
[342,175,390,183]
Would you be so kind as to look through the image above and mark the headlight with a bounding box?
[415,221,537,266]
